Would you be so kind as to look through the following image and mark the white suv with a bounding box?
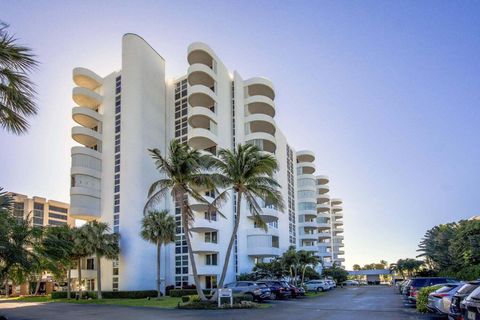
[305,280,329,292]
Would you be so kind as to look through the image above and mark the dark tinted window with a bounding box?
[430,278,449,285]
[470,286,480,299]
[411,279,429,287]
[458,284,480,295]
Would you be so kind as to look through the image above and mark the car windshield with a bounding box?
[436,284,459,293]
[458,283,480,295]
[469,286,480,300]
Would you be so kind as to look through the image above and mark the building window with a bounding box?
[86,258,95,270]
[204,232,218,243]
[206,254,218,266]
[48,212,68,220]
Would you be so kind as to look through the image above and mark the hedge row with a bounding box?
[168,289,211,297]
[51,290,158,300]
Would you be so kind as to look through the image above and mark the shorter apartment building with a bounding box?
[10,193,74,227]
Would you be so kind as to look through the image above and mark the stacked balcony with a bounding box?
[187,43,219,153]
[70,68,103,220]
[244,77,276,153]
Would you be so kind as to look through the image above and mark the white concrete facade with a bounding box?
[69,34,345,291]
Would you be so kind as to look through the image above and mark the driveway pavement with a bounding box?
[0,286,445,320]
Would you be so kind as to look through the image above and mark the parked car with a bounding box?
[305,280,329,292]
[401,279,412,295]
[449,281,480,320]
[326,280,336,289]
[406,277,458,303]
[427,283,463,314]
[461,285,480,320]
[342,280,359,286]
[256,281,291,300]
[223,281,271,302]
[282,282,305,298]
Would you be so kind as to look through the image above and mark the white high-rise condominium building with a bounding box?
[69,34,345,291]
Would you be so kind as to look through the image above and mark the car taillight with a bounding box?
[432,293,449,298]
[410,287,417,297]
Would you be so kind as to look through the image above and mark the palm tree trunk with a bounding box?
[96,254,102,299]
[34,278,41,295]
[301,266,306,287]
[211,190,242,301]
[157,240,161,298]
[67,268,71,299]
[78,258,82,299]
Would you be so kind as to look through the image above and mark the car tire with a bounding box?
[245,292,255,301]
[317,287,324,293]
[270,292,277,300]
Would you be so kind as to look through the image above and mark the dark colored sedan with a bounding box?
[449,281,480,320]
[257,281,292,300]
[281,281,305,298]
[461,285,480,320]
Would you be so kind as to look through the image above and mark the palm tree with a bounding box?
[40,225,76,299]
[145,140,217,301]
[210,144,284,292]
[80,221,119,299]
[72,225,91,299]
[140,210,175,298]
[298,250,320,287]
[0,22,38,134]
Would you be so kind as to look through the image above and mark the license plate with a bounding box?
[468,311,476,320]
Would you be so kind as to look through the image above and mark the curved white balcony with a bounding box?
[187,63,216,87]
[188,128,218,150]
[298,245,317,252]
[331,205,343,212]
[299,210,317,219]
[317,193,330,204]
[71,166,101,179]
[296,150,315,163]
[72,107,102,129]
[70,187,101,220]
[317,212,330,219]
[333,220,343,225]
[73,67,103,90]
[72,87,102,109]
[187,42,217,69]
[244,77,275,100]
[72,126,101,148]
[190,195,214,212]
[244,114,276,136]
[317,222,331,229]
[245,95,275,118]
[334,235,344,240]
[190,218,220,232]
[297,162,315,175]
[336,258,346,262]
[188,106,218,129]
[317,203,330,213]
[298,221,317,229]
[331,199,343,206]
[318,232,331,239]
[188,84,216,108]
[192,242,219,254]
[247,207,279,223]
[246,228,279,237]
[299,233,318,241]
[71,146,101,160]
[245,132,276,153]
[196,264,220,276]
[247,246,280,257]
[318,252,332,259]
[333,211,344,218]
[316,175,330,185]
[335,227,344,233]
[317,184,330,194]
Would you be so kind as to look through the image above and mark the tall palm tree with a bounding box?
[72,225,91,299]
[80,221,119,299]
[145,140,218,301]
[140,210,176,298]
[0,22,38,134]
[210,144,284,292]
[298,250,320,287]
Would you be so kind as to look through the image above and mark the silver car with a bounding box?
[305,280,329,292]
[427,283,463,314]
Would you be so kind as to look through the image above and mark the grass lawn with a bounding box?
[304,291,326,298]
[1,295,182,309]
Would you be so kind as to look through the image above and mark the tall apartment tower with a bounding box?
[69,34,344,291]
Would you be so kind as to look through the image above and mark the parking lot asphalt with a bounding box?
[0,286,444,320]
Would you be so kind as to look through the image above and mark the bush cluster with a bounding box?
[51,290,157,300]
[416,285,442,313]
[168,289,210,297]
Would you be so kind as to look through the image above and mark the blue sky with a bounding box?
[1,0,479,269]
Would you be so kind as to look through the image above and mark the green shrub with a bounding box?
[51,290,157,300]
[416,285,442,313]
[178,300,217,309]
[232,294,254,304]
[168,289,210,297]
[181,296,190,303]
